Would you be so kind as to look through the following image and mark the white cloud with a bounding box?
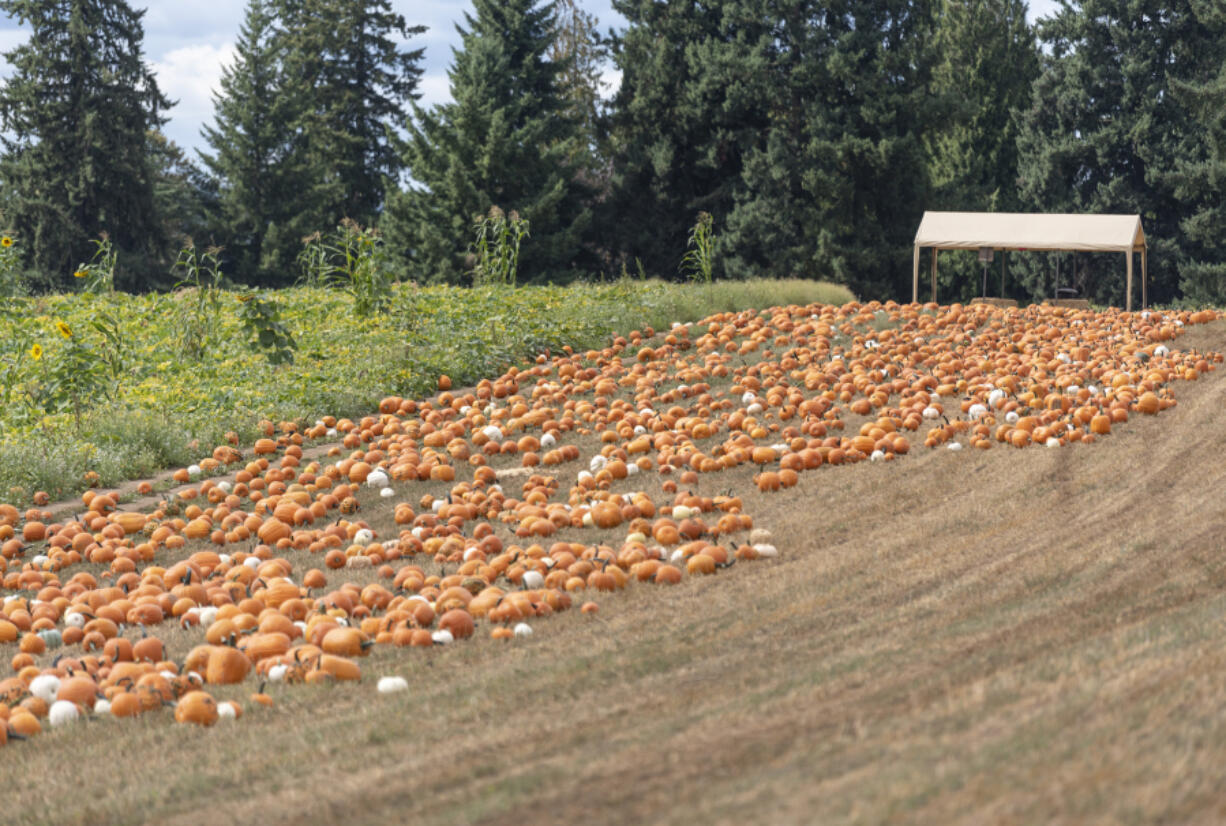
[599,68,621,100]
[153,43,236,151]
[1028,0,1063,20]
[418,73,452,108]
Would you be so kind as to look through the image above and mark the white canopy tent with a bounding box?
[912,212,1148,310]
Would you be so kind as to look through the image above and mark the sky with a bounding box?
[0,0,1063,160]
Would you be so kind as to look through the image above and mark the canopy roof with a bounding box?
[914,211,1146,253]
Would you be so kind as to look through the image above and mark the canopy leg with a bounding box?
[912,245,920,304]
[1126,251,1134,312]
[1142,248,1148,309]
[931,249,938,303]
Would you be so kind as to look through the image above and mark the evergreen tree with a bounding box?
[608,0,939,297]
[720,0,940,298]
[924,0,1038,301]
[274,0,425,230]
[1015,0,1226,306]
[383,0,592,284]
[0,0,172,290]
[151,132,219,262]
[199,0,313,284]
[1170,2,1226,304]
[604,0,749,280]
[550,0,608,162]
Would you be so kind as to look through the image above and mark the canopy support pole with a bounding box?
[1141,247,1148,309]
[1000,250,1006,297]
[931,248,938,302]
[912,244,920,303]
[1126,251,1134,312]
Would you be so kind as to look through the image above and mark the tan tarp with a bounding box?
[912,211,1148,310]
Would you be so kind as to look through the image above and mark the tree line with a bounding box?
[0,0,1223,305]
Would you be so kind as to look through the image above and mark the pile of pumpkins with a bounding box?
[0,300,1220,739]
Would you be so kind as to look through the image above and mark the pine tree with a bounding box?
[720,0,940,298]
[608,0,939,297]
[0,0,172,289]
[274,0,425,230]
[383,0,592,283]
[151,132,219,258]
[1015,0,1226,306]
[924,0,1038,301]
[199,0,313,284]
[550,0,607,160]
[1170,2,1226,304]
[604,0,748,280]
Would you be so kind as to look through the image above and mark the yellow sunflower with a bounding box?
[1,236,12,248]
[55,320,72,339]
[29,343,42,360]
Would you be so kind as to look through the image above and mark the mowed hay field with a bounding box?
[3,314,1226,825]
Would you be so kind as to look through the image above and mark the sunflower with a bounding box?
[29,343,42,361]
[1,236,11,248]
[55,320,72,339]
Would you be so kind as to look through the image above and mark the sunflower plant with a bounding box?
[74,234,118,294]
[28,319,118,434]
[172,241,227,358]
[0,337,31,415]
[0,232,27,297]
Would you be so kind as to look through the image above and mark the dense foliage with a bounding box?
[0,0,1222,303]
[1015,0,1226,307]
[0,0,172,290]
[381,0,593,284]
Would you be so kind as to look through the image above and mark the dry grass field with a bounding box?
[2,318,1225,826]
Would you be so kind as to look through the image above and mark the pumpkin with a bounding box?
[56,676,98,710]
[205,646,251,685]
[132,635,164,663]
[438,609,475,639]
[589,502,622,530]
[109,691,143,718]
[175,691,220,726]
[8,710,41,737]
[685,554,716,575]
[321,627,373,658]
[318,654,361,681]
[242,632,292,663]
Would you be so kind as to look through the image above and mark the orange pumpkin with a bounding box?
[175,691,220,726]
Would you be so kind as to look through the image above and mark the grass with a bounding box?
[4,309,1223,825]
[0,278,853,501]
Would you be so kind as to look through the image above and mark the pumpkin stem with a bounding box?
[258,681,266,695]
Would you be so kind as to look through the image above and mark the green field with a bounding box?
[0,279,853,500]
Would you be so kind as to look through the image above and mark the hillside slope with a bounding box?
[4,321,1226,826]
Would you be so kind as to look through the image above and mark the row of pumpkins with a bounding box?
[0,300,1220,738]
